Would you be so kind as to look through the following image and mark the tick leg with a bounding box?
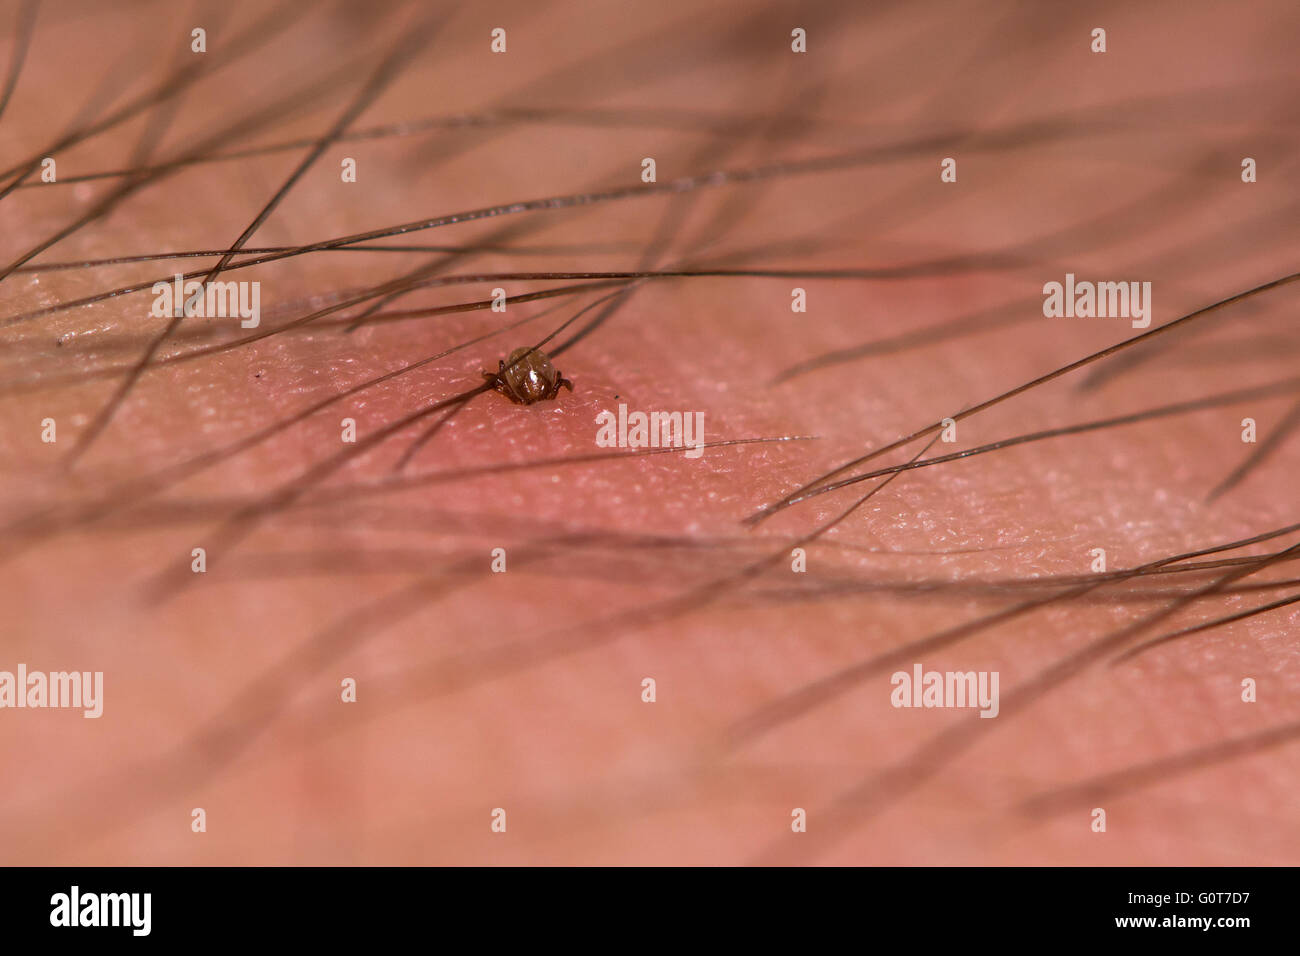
[543,376,573,400]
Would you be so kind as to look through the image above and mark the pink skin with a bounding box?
[0,0,1296,865]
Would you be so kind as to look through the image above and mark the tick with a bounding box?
[483,346,574,405]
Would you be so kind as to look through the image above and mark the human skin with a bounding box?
[0,0,1297,865]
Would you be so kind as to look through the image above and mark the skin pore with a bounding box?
[0,0,1297,865]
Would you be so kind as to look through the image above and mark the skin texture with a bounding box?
[0,0,1297,866]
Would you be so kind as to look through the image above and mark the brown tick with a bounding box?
[483,346,574,405]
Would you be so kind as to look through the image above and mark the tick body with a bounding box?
[483,346,574,405]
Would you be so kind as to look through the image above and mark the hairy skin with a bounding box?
[0,0,1297,865]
